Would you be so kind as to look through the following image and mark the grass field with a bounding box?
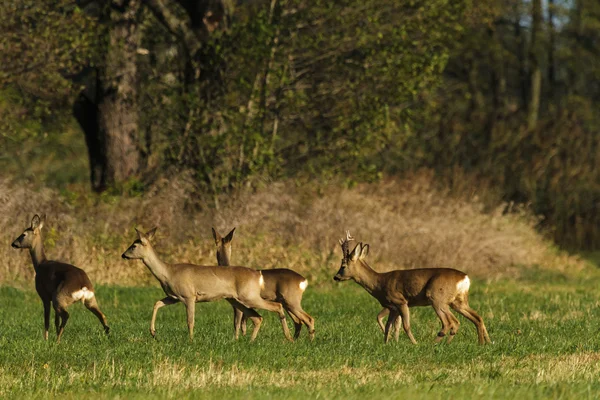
[1,265,600,399]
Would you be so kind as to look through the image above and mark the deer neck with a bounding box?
[216,249,230,267]
[29,235,47,272]
[353,260,382,296]
[141,246,171,284]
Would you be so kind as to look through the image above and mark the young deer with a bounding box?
[122,227,293,342]
[334,231,491,345]
[11,214,110,343]
[212,227,315,340]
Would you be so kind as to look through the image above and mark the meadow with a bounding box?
[1,176,599,399]
[1,263,600,399]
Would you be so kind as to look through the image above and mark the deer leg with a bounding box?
[451,300,490,345]
[287,304,315,340]
[286,308,303,340]
[232,304,244,339]
[377,308,389,333]
[446,310,460,344]
[240,314,248,336]
[150,297,179,338]
[43,300,51,341]
[229,300,263,342]
[84,296,110,335]
[184,299,196,341]
[393,313,402,342]
[54,308,60,337]
[399,304,417,345]
[54,306,70,344]
[384,309,400,344]
[432,303,452,343]
[245,297,293,342]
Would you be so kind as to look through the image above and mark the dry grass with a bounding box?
[0,170,586,286]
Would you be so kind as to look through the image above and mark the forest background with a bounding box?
[0,0,598,278]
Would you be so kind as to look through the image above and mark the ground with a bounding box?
[1,263,600,399]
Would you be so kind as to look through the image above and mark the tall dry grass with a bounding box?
[0,171,586,287]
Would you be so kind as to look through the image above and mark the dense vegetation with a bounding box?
[1,0,598,249]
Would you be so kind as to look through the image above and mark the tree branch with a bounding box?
[143,0,204,55]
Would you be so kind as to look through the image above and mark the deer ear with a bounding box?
[360,244,369,259]
[38,213,46,230]
[224,227,235,244]
[350,243,362,261]
[146,227,157,241]
[135,227,144,241]
[212,227,222,245]
[31,214,41,230]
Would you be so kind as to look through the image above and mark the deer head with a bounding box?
[212,227,235,266]
[122,227,158,260]
[12,214,46,249]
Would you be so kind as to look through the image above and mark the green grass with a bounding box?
[2,267,600,399]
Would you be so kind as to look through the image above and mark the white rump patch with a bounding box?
[456,276,470,294]
[259,272,265,289]
[72,287,95,301]
[299,280,308,291]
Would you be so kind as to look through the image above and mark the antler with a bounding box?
[339,230,355,257]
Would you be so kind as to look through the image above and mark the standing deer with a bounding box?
[122,227,293,342]
[334,231,491,345]
[212,227,315,340]
[11,214,110,343]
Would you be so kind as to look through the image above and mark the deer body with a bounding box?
[213,228,315,340]
[334,232,490,345]
[11,214,109,342]
[122,228,293,342]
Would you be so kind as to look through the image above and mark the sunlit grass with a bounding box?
[1,266,600,399]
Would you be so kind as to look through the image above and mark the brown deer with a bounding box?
[11,214,110,343]
[122,227,293,342]
[334,231,491,345]
[212,227,315,340]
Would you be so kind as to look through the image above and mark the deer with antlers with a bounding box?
[334,231,490,345]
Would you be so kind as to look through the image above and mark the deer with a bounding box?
[334,231,491,345]
[212,227,315,340]
[121,227,293,342]
[11,214,110,343]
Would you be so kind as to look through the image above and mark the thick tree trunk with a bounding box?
[98,0,141,186]
[74,0,141,192]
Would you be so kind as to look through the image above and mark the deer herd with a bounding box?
[11,214,490,345]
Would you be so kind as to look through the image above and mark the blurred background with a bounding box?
[0,0,598,284]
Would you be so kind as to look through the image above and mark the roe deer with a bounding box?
[122,227,293,342]
[11,214,110,342]
[334,231,491,345]
[212,227,315,340]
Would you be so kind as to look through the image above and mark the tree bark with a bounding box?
[527,0,542,130]
[547,0,556,91]
[98,0,142,186]
[74,0,142,191]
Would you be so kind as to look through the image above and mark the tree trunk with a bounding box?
[514,6,528,108]
[527,0,542,130]
[547,0,556,91]
[98,0,141,186]
[74,0,141,192]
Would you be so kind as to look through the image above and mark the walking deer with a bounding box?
[334,231,490,345]
[212,227,315,340]
[122,227,293,342]
[11,214,110,342]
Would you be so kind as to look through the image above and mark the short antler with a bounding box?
[339,230,355,257]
